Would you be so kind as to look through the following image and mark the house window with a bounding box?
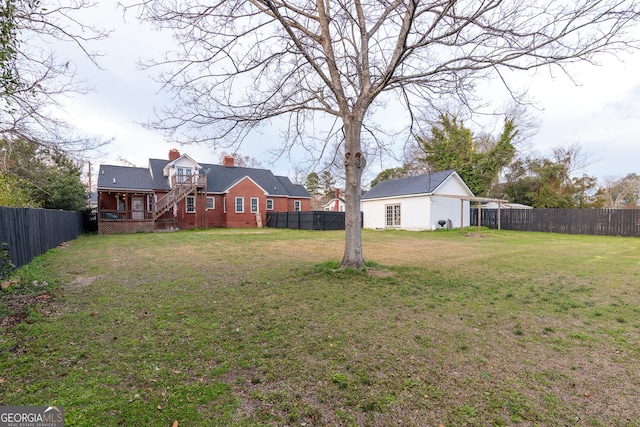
[235,197,244,213]
[186,196,195,213]
[176,167,193,183]
[294,200,301,212]
[266,199,274,211]
[386,204,401,227]
[250,197,259,213]
[147,195,153,212]
[206,197,215,210]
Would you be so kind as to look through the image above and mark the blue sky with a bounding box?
[54,3,640,187]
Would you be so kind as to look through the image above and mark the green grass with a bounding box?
[1,228,640,426]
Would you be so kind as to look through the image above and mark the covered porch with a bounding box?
[98,191,156,234]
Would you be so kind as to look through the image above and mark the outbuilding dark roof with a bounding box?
[98,158,310,199]
[362,169,457,200]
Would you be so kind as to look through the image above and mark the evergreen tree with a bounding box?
[418,114,517,196]
[0,139,86,210]
[304,172,320,195]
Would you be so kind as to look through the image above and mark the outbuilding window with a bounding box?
[386,204,401,227]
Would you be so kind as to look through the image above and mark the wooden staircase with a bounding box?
[154,174,205,220]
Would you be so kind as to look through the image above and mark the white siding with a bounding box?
[362,195,432,230]
[362,198,390,229]
[168,157,200,185]
[362,172,473,230]
[400,196,431,230]
[437,173,469,196]
[430,174,472,228]
[431,196,470,229]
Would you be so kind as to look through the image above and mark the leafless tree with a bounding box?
[552,143,595,176]
[602,174,640,208]
[218,151,264,168]
[132,0,639,268]
[1,1,110,158]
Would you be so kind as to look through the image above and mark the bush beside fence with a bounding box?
[0,207,85,272]
[471,208,640,237]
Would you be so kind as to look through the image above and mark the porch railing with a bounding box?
[99,210,154,222]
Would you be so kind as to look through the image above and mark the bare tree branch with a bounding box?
[1,0,111,158]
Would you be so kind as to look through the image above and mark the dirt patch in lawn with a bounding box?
[66,275,99,290]
[366,269,395,278]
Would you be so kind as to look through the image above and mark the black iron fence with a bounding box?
[471,208,640,237]
[266,211,355,230]
[0,207,85,271]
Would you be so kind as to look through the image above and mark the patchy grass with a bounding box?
[1,228,640,426]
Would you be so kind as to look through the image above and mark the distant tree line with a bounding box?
[367,113,638,209]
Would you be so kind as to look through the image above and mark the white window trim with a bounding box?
[266,198,274,211]
[294,200,301,212]
[186,196,196,213]
[250,197,259,213]
[235,196,244,213]
[385,203,401,227]
[206,196,215,210]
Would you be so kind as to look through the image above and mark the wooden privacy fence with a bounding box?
[0,207,85,271]
[471,208,640,237]
[266,211,353,230]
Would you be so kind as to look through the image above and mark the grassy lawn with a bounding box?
[1,228,639,426]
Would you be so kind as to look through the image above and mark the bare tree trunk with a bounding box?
[341,116,365,268]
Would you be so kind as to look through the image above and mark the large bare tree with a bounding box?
[133,0,639,268]
[1,0,109,156]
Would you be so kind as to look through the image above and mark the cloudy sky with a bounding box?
[54,3,640,186]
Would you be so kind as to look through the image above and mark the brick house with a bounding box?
[96,150,311,234]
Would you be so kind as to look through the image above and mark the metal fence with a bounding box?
[265,211,352,230]
[471,208,640,237]
[0,207,85,270]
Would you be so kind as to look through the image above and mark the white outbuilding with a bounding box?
[361,170,474,231]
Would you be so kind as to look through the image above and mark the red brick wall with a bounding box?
[270,196,289,212]
[269,196,311,213]
[165,193,226,230]
[225,177,266,228]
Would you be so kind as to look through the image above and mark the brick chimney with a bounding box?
[169,149,180,161]
[223,155,235,167]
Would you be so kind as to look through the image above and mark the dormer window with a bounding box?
[176,167,193,183]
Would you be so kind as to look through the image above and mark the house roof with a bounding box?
[97,165,156,191]
[99,157,311,199]
[362,169,463,200]
[484,202,533,209]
